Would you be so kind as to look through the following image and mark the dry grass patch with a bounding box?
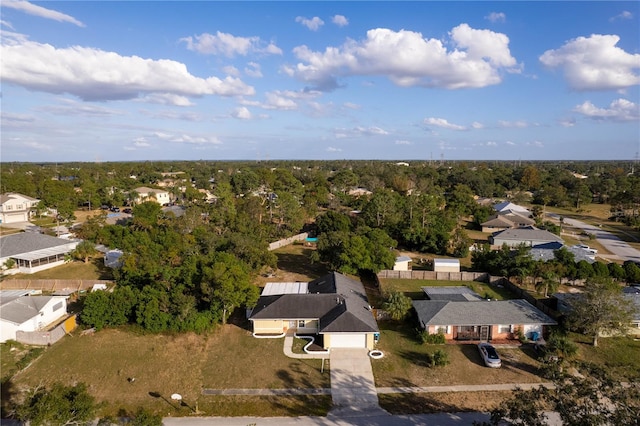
[254,244,328,287]
[379,390,515,414]
[372,321,545,388]
[379,279,516,301]
[9,324,330,418]
[198,395,331,417]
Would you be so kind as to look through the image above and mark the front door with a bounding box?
[288,320,297,330]
[480,326,490,341]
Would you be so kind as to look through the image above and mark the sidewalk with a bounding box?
[283,330,330,359]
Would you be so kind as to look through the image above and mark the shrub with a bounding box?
[418,330,445,345]
[431,349,450,366]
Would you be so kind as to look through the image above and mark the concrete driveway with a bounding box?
[328,348,388,417]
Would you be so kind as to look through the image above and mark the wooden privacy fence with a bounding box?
[376,270,560,319]
[0,279,113,292]
[377,270,489,282]
[268,232,309,251]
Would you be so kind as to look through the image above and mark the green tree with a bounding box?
[383,290,412,321]
[201,252,259,324]
[566,278,636,346]
[72,240,98,264]
[15,382,97,426]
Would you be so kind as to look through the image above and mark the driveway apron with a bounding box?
[329,348,382,413]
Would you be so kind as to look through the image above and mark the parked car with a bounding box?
[478,343,501,368]
[574,244,597,254]
[110,206,120,213]
[123,208,132,214]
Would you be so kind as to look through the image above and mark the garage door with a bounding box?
[329,333,366,348]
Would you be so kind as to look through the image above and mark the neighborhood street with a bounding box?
[554,215,640,263]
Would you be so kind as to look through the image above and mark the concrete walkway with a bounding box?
[283,331,329,359]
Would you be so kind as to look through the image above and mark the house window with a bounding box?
[5,205,12,211]
[53,302,63,311]
[435,326,450,334]
[298,320,306,328]
[498,324,512,334]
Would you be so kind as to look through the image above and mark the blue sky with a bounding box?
[1,1,639,162]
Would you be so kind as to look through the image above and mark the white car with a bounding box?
[574,244,597,254]
[478,343,502,368]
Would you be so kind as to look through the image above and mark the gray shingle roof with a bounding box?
[412,299,557,327]
[250,272,378,333]
[491,227,563,243]
[0,296,59,325]
[0,233,75,258]
[422,286,483,301]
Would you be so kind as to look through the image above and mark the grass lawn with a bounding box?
[379,279,518,301]
[8,258,114,281]
[571,334,640,381]
[254,244,328,287]
[371,321,546,389]
[7,324,331,418]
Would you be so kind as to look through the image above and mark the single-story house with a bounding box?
[413,287,557,342]
[132,187,171,206]
[0,193,40,224]
[393,256,412,271]
[493,201,531,216]
[249,272,379,350]
[0,232,80,274]
[0,290,69,343]
[481,211,535,233]
[529,243,596,263]
[433,258,460,273]
[490,226,563,248]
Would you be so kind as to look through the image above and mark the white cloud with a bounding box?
[332,15,349,27]
[498,120,529,128]
[334,126,389,138]
[343,102,360,110]
[559,118,576,127]
[485,12,506,23]
[395,140,411,145]
[284,24,519,91]
[505,141,516,146]
[23,140,53,151]
[264,92,298,110]
[232,106,252,120]
[486,141,497,146]
[609,11,633,22]
[327,146,342,152]
[0,39,255,101]
[526,141,544,148]
[295,16,324,31]
[471,121,484,129]
[140,109,203,122]
[573,98,640,122]
[133,138,151,148]
[153,132,222,145]
[1,20,14,29]
[180,31,282,57]
[222,65,240,77]
[424,117,466,130]
[139,93,195,106]
[244,62,263,78]
[3,0,85,27]
[539,34,640,91]
[39,99,125,116]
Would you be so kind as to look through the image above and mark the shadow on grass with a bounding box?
[378,393,469,415]
[275,249,328,278]
[398,350,434,368]
[459,344,485,367]
[92,257,115,280]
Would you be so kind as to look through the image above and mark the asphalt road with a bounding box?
[557,215,640,263]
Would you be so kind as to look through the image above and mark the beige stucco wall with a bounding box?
[252,319,283,334]
[322,334,331,349]
[365,333,375,350]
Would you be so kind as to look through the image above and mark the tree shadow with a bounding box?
[398,350,433,368]
[91,257,114,280]
[0,377,17,418]
[459,343,485,366]
[378,393,468,415]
